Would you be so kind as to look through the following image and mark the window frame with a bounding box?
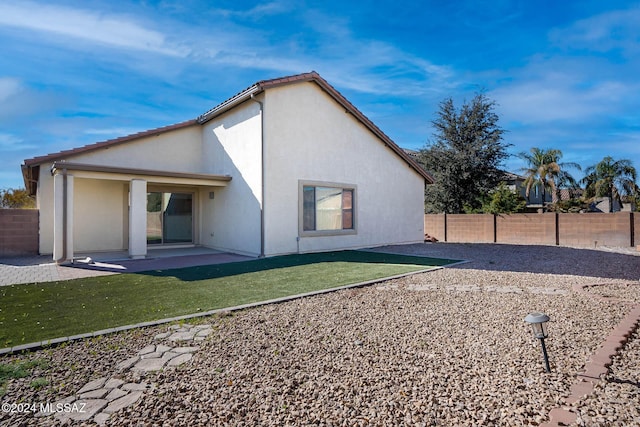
[298,180,357,237]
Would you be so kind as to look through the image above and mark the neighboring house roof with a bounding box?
[22,72,433,193]
[500,171,526,182]
[402,148,420,160]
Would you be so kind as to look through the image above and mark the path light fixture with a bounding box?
[524,312,551,373]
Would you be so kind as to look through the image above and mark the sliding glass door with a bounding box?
[146,192,193,245]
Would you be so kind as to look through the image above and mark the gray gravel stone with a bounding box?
[103,390,143,414]
[116,355,140,371]
[166,352,193,366]
[137,344,156,355]
[104,378,125,389]
[76,377,108,394]
[105,387,128,402]
[55,398,108,422]
[132,357,166,372]
[121,382,152,391]
[78,388,108,400]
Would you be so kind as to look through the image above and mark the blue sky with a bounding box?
[1,0,639,189]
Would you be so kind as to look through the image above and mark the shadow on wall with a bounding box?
[202,103,262,256]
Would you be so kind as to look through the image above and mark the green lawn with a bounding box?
[0,250,457,347]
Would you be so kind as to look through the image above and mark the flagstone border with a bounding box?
[541,284,640,427]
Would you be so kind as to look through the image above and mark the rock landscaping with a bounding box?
[0,243,638,426]
[20,323,213,425]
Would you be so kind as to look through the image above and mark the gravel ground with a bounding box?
[1,243,638,426]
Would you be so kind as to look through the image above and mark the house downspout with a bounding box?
[251,93,266,258]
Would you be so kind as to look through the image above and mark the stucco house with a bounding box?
[22,72,433,262]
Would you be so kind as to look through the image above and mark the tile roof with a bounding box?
[22,72,433,184]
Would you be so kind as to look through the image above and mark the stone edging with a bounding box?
[541,284,640,427]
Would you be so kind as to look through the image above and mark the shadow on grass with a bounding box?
[139,250,458,282]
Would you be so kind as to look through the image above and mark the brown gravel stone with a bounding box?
[1,243,638,426]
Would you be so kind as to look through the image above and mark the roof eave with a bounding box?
[197,84,262,124]
[21,164,39,196]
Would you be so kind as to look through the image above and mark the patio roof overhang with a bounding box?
[49,162,232,187]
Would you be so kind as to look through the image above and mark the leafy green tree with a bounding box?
[517,147,580,210]
[482,182,527,214]
[419,93,510,213]
[581,156,638,212]
[0,188,35,209]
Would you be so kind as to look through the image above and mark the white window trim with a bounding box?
[298,180,357,237]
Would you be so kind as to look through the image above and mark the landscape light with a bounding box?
[524,312,551,373]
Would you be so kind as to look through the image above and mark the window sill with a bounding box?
[299,229,357,238]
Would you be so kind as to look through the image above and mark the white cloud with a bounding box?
[0,133,34,151]
[217,1,290,20]
[0,77,22,102]
[0,2,453,99]
[549,6,640,56]
[0,77,68,121]
[0,1,188,56]
[492,78,633,124]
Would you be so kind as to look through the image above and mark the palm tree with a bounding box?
[581,156,638,212]
[518,147,581,210]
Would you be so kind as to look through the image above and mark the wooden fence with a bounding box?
[425,212,638,248]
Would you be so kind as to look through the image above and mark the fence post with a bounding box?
[555,212,560,246]
[631,212,635,248]
[493,214,497,243]
[443,213,447,242]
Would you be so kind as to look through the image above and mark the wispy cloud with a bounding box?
[549,6,640,57]
[0,77,69,121]
[491,75,634,124]
[0,77,21,102]
[0,1,454,99]
[0,1,188,56]
[0,133,22,149]
[216,1,291,20]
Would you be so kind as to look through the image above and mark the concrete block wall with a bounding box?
[496,213,556,245]
[446,214,494,243]
[424,213,446,241]
[0,209,39,256]
[558,212,632,248]
[425,212,636,248]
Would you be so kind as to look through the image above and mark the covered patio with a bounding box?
[48,162,231,263]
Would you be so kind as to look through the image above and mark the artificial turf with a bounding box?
[0,250,458,347]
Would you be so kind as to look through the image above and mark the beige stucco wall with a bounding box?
[72,179,127,252]
[200,100,263,256]
[37,125,207,255]
[65,125,204,171]
[262,82,425,256]
[35,82,424,257]
[36,171,55,254]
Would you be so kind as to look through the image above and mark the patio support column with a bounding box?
[129,179,147,259]
[53,172,74,263]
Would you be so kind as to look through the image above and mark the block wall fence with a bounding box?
[425,212,638,248]
[0,209,39,256]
